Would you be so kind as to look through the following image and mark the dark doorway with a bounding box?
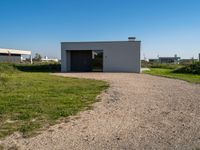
[70,51,92,72]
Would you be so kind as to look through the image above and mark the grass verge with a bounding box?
[0,71,108,138]
[143,68,200,83]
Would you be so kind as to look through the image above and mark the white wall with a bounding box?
[61,41,141,73]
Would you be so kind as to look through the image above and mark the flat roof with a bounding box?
[0,48,31,55]
[61,40,141,44]
[159,57,181,59]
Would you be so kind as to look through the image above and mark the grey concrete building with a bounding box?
[0,48,32,63]
[159,54,181,64]
[61,37,141,73]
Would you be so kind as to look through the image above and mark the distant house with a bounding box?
[0,48,32,63]
[159,55,181,64]
[41,56,59,62]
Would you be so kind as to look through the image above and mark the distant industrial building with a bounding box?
[0,48,32,63]
[159,55,180,64]
[148,55,181,64]
[41,56,59,62]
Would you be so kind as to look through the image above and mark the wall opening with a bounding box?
[69,50,103,72]
[70,50,92,72]
[92,50,103,72]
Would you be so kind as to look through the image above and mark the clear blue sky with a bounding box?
[0,0,200,59]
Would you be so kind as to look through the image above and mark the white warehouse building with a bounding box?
[0,48,32,63]
[61,37,141,73]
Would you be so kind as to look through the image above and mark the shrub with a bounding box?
[15,63,61,72]
[173,62,200,74]
[0,63,61,73]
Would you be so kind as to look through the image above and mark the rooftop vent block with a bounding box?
[128,37,136,41]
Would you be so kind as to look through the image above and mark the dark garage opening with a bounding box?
[70,50,103,72]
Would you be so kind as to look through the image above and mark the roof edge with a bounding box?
[61,40,141,44]
[0,48,31,55]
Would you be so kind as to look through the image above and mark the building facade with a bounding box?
[61,38,141,73]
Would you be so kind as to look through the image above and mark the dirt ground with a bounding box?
[1,73,200,150]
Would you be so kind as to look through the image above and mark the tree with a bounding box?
[33,53,42,61]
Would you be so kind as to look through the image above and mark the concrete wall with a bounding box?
[0,55,21,63]
[61,41,141,73]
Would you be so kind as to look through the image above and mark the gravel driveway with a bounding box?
[1,73,200,150]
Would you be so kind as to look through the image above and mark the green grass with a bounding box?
[144,68,200,83]
[0,68,108,138]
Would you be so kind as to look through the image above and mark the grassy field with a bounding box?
[144,68,200,83]
[0,64,108,138]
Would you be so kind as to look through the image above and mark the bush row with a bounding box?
[0,63,61,73]
[173,62,200,74]
[15,63,61,72]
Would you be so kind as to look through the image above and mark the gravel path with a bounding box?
[1,73,200,150]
